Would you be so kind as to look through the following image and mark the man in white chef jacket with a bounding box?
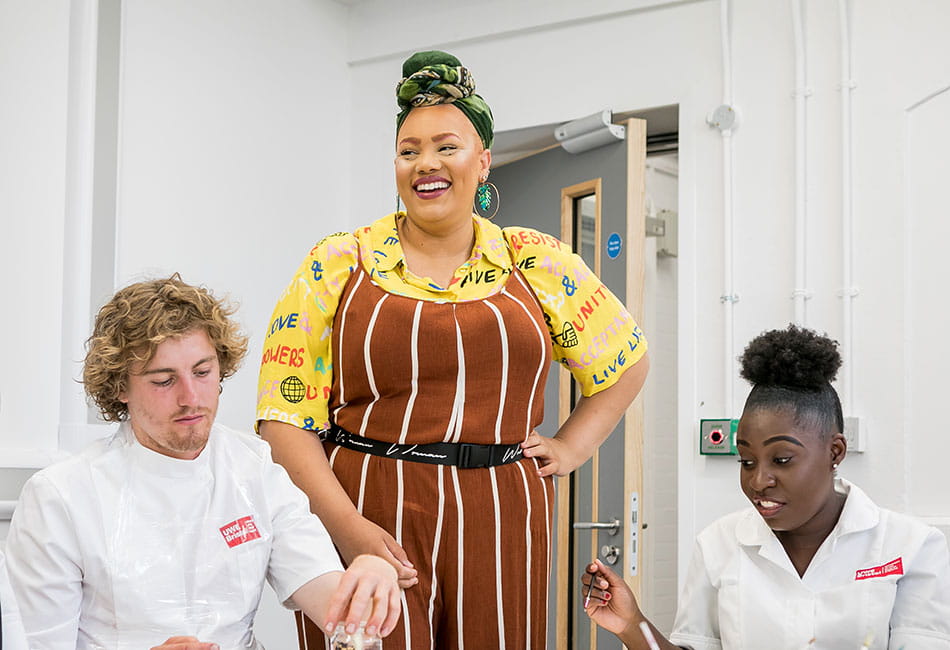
[5,275,401,650]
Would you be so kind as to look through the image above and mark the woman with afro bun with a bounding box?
[583,325,950,649]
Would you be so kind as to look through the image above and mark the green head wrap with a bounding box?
[395,50,494,150]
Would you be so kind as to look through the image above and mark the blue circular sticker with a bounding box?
[606,232,623,259]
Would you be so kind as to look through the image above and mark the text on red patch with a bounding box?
[220,515,261,548]
[855,557,903,581]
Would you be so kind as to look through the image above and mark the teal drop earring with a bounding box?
[474,174,500,220]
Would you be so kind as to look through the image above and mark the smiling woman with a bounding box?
[256,50,649,649]
[582,325,950,650]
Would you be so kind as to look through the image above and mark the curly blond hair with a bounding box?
[84,274,248,422]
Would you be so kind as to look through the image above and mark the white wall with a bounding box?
[343,0,950,589]
[642,154,680,632]
[0,1,70,465]
[114,0,353,433]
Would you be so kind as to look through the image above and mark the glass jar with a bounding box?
[329,622,382,650]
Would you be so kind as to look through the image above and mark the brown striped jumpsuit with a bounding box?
[297,264,555,649]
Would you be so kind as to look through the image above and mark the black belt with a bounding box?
[323,424,524,469]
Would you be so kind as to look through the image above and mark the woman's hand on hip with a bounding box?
[520,431,585,477]
[338,516,419,589]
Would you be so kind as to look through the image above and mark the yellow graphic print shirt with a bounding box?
[257,214,647,431]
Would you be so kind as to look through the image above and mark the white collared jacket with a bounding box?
[5,422,343,650]
[670,479,950,650]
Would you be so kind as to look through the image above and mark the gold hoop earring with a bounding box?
[474,181,500,220]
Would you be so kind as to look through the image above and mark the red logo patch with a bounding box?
[855,557,903,581]
[219,515,261,548]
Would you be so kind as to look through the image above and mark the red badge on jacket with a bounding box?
[855,557,903,580]
[220,515,261,548]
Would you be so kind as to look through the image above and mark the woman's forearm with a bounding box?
[555,352,650,462]
[259,420,359,536]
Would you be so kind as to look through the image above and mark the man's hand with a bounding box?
[323,554,402,638]
[150,637,219,650]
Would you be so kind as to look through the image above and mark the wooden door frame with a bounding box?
[553,118,647,650]
[557,178,602,649]
[624,118,647,599]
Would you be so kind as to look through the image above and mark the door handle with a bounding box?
[572,518,620,535]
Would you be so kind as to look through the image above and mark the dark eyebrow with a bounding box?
[141,355,216,375]
[737,434,805,448]
[764,435,805,447]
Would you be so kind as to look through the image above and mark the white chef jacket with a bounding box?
[5,422,344,650]
[670,479,950,650]
[0,550,29,650]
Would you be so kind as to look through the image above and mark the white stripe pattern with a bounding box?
[489,466,506,648]
[400,590,412,649]
[451,466,465,650]
[427,465,446,649]
[515,460,535,647]
[398,301,424,444]
[358,293,388,436]
[444,307,467,443]
[542,469,552,588]
[356,452,371,513]
[394,458,412,647]
[504,276,549,439]
[331,271,364,419]
[484,301,509,445]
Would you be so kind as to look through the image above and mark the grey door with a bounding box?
[491,119,646,650]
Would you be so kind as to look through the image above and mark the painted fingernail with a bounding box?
[604,591,612,600]
[346,623,357,634]
[324,622,334,634]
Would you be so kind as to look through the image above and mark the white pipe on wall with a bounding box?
[838,0,856,414]
[59,0,99,436]
[719,0,738,414]
[791,0,810,325]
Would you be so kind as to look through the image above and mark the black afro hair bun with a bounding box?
[739,324,841,390]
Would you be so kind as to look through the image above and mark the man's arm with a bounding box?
[5,474,83,649]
